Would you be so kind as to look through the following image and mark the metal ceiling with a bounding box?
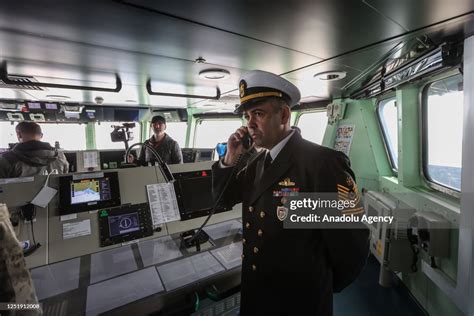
[0,0,472,111]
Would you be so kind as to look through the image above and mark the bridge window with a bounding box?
[377,97,398,170]
[296,111,327,144]
[95,122,141,150]
[194,119,242,148]
[159,122,187,148]
[39,123,87,150]
[0,122,19,150]
[0,122,87,150]
[423,73,463,192]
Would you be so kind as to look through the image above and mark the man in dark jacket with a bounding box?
[0,121,69,178]
[212,70,369,315]
[135,115,183,165]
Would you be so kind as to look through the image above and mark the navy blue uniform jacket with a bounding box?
[212,132,369,315]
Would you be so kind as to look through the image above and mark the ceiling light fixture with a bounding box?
[199,69,231,80]
[314,71,347,81]
[45,94,70,100]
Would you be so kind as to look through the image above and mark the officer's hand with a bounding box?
[223,126,250,166]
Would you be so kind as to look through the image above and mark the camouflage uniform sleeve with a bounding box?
[0,204,41,314]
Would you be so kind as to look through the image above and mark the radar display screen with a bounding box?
[70,178,112,205]
[59,172,121,215]
[108,212,140,237]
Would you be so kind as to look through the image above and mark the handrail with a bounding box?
[146,79,220,100]
[0,61,122,92]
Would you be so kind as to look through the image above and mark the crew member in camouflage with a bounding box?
[0,203,41,315]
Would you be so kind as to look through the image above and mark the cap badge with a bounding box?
[239,80,246,98]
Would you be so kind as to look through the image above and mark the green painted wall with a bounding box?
[333,82,463,316]
[397,88,422,188]
[327,98,392,192]
[85,123,95,150]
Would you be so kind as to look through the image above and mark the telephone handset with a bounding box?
[241,133,253,150]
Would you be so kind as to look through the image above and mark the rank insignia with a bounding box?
[276,206,288,221]
[273,187,300,197]
[278,178,295,186]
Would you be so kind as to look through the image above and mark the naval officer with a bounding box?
[212,70,369,315]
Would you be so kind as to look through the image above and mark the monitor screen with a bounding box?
[27,102,42,110]
[196,149,213,162]
[70,178,112,205]
[108,212,140,237]
[181,177,214,211]
[173,170,227,220]
[59,172,121,215]
[45,103,58,110]
[114,109,138,122]
[181,148,195,163]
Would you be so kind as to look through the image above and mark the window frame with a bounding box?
[421,71,463,198]
[35,121,88,151]
[192,118,243,148]
[0,121,19,149]
[148,121,187,148]
[376,93,398,174]
[294,109,328,145]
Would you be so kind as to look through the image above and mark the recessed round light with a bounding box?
[314,71,347,81]
[199,69,231,80]
[45,95,70,100]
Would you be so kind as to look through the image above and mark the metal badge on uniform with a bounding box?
[276,206,288,221]
[278,177,295,187]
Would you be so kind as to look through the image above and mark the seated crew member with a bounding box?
[131,115,183,165]
[0,121,69,178]
[212,70,369,315]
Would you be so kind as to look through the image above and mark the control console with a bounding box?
[98,203,153,247]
